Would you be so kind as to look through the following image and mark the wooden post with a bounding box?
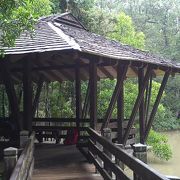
[144,71,170,141]
[133,143,147,180]
[75,60,82,135]
[1,59,22,130]
[115,144,124,171]
[32,77,44,117]
[101,64,128,131]
[89,61,97,129]
[20,130,29,148]
[138,68,145,144]
[123,66,152,145]
[117,64,125,144]
[4,147,18,179]
[23,58,33,131]
[102,128,112,177]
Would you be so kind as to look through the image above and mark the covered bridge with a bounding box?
[0,12,180,180]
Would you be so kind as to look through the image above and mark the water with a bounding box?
[148,130,180,177]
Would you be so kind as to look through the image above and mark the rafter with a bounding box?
[99,67,114,79]
[48,61,75,81]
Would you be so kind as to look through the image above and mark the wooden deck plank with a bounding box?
[32,144,102,180]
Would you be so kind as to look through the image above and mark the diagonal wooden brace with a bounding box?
[122,66,153,145]
[82,80,90,119]
[101,64,128,132]
[144,71,170,142]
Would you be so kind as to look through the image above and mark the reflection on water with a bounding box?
[148,130,180,177]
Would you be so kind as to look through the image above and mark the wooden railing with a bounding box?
[32,118,135,145]
[88,128,169,180]
[9,132,35,180]
[33,118,89,142]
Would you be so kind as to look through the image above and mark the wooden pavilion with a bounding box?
[1,12,180,147]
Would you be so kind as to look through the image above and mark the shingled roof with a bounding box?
[3,12,180,74]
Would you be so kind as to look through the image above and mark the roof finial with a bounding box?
[66,0,70,12]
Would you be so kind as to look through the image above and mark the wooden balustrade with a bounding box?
[9,132,35,180]
[32,118,135,145]
[88,127,169,180]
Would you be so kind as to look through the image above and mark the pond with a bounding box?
[148,130,180,177]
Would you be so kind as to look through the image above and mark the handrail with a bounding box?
[10,132,35,180]
[32,118,135,144]
[88,128,169,180]
[32,117,129,123]
[32,118,134,131]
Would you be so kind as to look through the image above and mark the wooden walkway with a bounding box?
[32,143,103,180]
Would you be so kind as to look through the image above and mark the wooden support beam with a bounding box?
[11,62,122,73]
[131,66,138,75]
[34,60,63,82]
[32,77,44,117]
[89,61,97,130]
[145,75,152,126]
[144,71,170,141]
[138,68,145,144]
[101,64,128,131]
[82,81,90,119]
[75,60,82,134]
[49,70,65,81]
[1,60,22,130]
[99,67,114,79]
[122,66,153,145]
[23,58,33,131]
[117,64,125,144]
[18,85,23,107]
[49,61,74,81]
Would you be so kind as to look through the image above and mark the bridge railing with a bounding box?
[32,118,135,145]
[88,127,169,180]
[9,132,35,180]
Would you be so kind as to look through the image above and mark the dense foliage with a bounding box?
[147,130,172,161]
[0,0,52,48]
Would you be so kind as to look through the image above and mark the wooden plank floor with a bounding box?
[32,143,103,180]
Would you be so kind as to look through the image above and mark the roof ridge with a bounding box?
[47,22,81,51]
[38,12,87,30]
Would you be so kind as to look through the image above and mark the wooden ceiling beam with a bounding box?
[37,59,65,82]
[48,61,75,81]
[99,67,114,80]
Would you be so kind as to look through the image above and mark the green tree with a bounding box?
[109,12,145,49]
[120,0,180,61]
[147,130,172,161]
[0,0,52,48]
